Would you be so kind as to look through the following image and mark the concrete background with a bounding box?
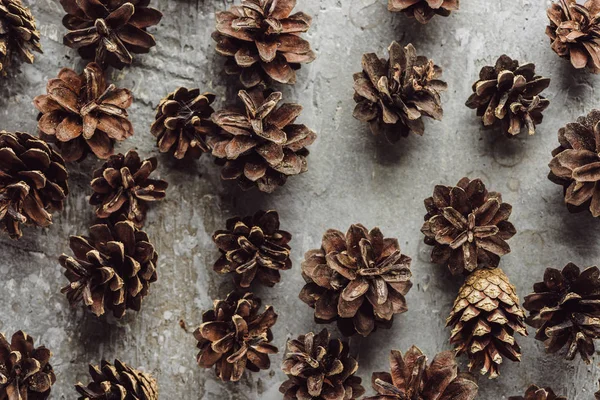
[1,0,599,398]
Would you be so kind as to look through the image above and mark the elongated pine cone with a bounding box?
[0,0,42,75]
[59,219,158,318]
[509,385,566,400]
[388,0,459,24]
[279,329,365,400]
[299,224,413,337]
[33,63,133,162]
[353,42,446,143]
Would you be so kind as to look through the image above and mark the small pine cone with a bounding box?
[421,177,516,276]
[388,0,459,24]
[59,218,158,318]
[509,385,566,400]
[465,55,550,136]
[0,0,42,75]
[0,131,69,239]
[194,292,278,382]
[213,210,292,288]
[280,328,365,400]
[0,331,56,399]
[447,268,528,379]
[299,224,412,337]
[33,63,133,162]
[151,87,216,160]
[353,42,447,143]
[364,346,478,400]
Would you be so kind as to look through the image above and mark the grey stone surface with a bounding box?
[1,0,600,398]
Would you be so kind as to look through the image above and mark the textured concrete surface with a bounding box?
[1,0,600,398]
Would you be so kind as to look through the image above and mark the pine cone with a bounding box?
[0,331,55,400]
[0,0,42,75]
[364,346,478,400]
[299,224,412,337]
[59,218,158,318]
[213,210,292,288]
[209,88,316,193]
[90,150,168,228]
[75,359,158,400]
[194,291,278,382]
[279,328,365,400]
[353,42,447,143]
[212,0,316,88]
[151,87,216,160]
[60,0,162,69]
[465,55,550,136]
[388,0,459,24]
[447,268,527,379]
[509,385,566,400]
[421,177,516,276]
[0,131,69,239]
[33,62,133,162]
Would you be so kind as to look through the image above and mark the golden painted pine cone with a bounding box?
[388,0,459,24]
[0,0,42,75]
[509,385,566,400]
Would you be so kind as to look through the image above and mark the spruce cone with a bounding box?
[213,210,292,288]
[212,0,316,88]
[509,385,566,400]
[60,0,162,69]
[279,329,365,400]
[465,55,550,136]
[523,263,600,363]
[353,42,446,143]
[89,150,168,228]
[447,268,527,379]
[0,131,69,240]
[299,224,413,337]
[0,331,55,400]
[33,62,133,162]
[421,177,516,276]
[151,88,216,160]
[194,292,278,382]
[0,0,42,75]
[209,88,316,193]
[59,218,158,318]
[75,359,158,400]
[364,346,478,400]
[388,0,459,24]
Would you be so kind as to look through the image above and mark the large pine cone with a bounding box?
[353,42,447,143]
[421,177,516,276]
[509,385,566,400]
[212,0,316,88]
[0,331,55,400]
[33,63,133,162]
[0,131,69,240]
[280,328,365,400]
[209,89,316,193]
[194,292,278,382]
[447,268,527,379]
[0,0,42,75]
[388,0,459,24]
[299,224,412,337]
[60,0,162,69]
[59,219,158,318]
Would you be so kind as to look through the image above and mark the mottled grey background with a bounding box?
[0,0,599,398]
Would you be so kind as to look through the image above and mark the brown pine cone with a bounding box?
[151,87,216,160]
[523,263,600,363]
[0,0,42,75]
[509,385,566,400]
[280,329,365,400]
[447,268,527,379]
[33,62,133,162]
[364,346,478,400]
[388,0,459,24]
[209,88,316,193]
[212,0,316,88]
[0,331,55,400]
[421,177,516,276]
[299,224,412,337]
[89,150,168,228]
[353,42,447,143]
[60,0,162,69]
[465,55,550,136]
[59,218,158,318]
[194,291,278,382]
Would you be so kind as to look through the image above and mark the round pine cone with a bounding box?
[280,329,365,400]
[353,42,447,143]
[299,224,412,337]
[0,131,69,239]
[33,63,133,162]
[0,0,42,75]
[509,385,566,400]
[59,218,158,318]
[421,177,516,276]
[388,0,459,24]
[194,292,278,382]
